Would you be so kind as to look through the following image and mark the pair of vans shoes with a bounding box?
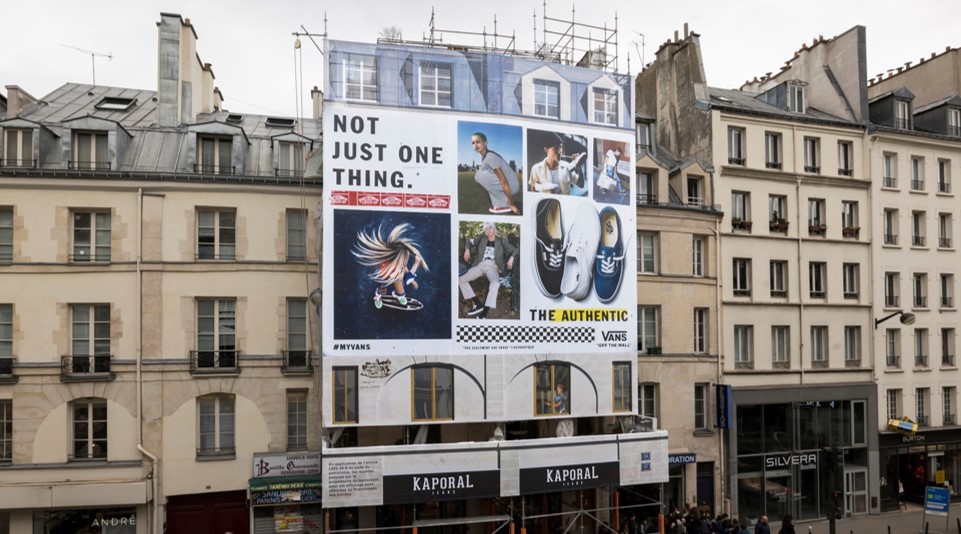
[532,198,624,302]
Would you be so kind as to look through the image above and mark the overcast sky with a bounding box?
[2,0,955,118]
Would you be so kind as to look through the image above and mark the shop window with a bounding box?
[412,365,453,421]
[197,394,235,457]
[535,363,570,416]
[71,398,107,460]
[333,367,358,424]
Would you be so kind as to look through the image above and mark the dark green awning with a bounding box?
[248,475,322,492]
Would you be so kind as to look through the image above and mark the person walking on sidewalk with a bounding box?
[776,515,794,534]
[754,515,770,534]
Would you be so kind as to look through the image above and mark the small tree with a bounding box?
[379,25,403,43]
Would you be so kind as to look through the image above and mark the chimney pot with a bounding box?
[184,18,191,25]
[683,23,689,38]
[932,52,937,58]
[905,62,911,68]
[674,30,679,42]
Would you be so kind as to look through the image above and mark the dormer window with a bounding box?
[225,114,244,125]
[342,53,379,102]
[419,62,452,108]
[3,128,34,168]
[895,100,911,129]
[94,97,136,112]
[196,136,233,175]
[949,108,960,137]
[533,80,560,119]
[72,131,109,170]
[636,123,651,152]
[277,141,305,177]
[788,83,805,113]
[265,117,295,129]
[592,88,618,125]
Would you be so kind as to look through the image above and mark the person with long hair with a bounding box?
[352,222,428,309]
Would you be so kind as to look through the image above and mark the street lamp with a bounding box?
[874,310,916,329]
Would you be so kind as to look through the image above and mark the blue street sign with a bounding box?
[716,384,732,430]
[925,485,950,517]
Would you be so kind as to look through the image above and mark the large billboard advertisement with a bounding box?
[323,40,636,356]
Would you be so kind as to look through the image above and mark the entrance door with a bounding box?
[696,462,715,516]
[844,469,868,516]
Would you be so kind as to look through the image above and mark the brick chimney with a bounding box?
[156,13,219,126]
[4,85,39,118]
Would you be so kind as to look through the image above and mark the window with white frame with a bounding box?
[913,211,927,247]
[843,263,860,298]
[343,53,379,102]
[637,172,655,204]
[887,328,901,367]
[0,207,10,262]
[535,363,569,416]
[789,84,805,113]
[287,389,307,451]
[809,262,826,298]
[333,367,358,423]
[198,394,235,456]
[895,100,910,129]
[419,62,452,107]
[197,135,233,175]
[694,383,709,430]
[844,326,861,364]
[808,198,825,233]
[914,273,928,308]
[734,325,753,366]
[770,260,787,297]
[693,308,708,354]
[687,176,703,206]
[938,159,951,193]
[71,398,107,460]
[277,141,305,177]
[286,209,307,261]
[917,387,930,426]
[286,298,309,368]
[413,365,454,420]
[771,325,790,366]
[944,387,957,425]
[728,127,745,165]
[0,399,9,463]
[592,88,618,125]
[72,131,109,170]
[942,328,956,367]
[887,389,901,421]
[692,236,704,277]
[70,304,110,374]
[196,298,237,369]
[638,232,657,273]
[4,128,34,167]
[912,157,925,191]
[915,328,929,367]
[941,274,954,308]
[637,306,659,353]
[810,326,828,364]
[733,258,752,296]
[731,191,751,228]
[636,123,651,151]
[764,132,782,169]
[842,201,859,237]
[949,108,961,137]
[533,80,560,119]
[638,383,658,420]
[884,208,899,245]
[197,208,236,260]
[612,362,632,413]
[71,210,111,262]
[803,137,820,173]
[883,153,898,187]
[885,272,901,307]
[837,141,853,176]
[769,195,787,230]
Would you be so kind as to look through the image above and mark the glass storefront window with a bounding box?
[737,405,763,455]
[34,508,136,534]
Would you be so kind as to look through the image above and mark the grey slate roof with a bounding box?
[708,86,861,128]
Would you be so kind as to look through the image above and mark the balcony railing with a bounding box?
[636,193,658,206]
[728,157,745,166]
[808,224,826,236]
[731,219,753,231]
[838,168,854,177]
[939,181,951,193]
[944,354,955,366]
[68,160,112,171]
[945,413,957,425]
[842,227,860,238]
[915,354,928,367]
[190,350,240,374]
[942,296,954,308]
[274,168,305,178]
[941,237,953,248]
[733,288,752,297]
[913,235,926,247]
[950,126,961,137]
[770,220,789,233]
[845,358,861,368]
[194,164,236,175]
[885,295,900,307]
[883,176,897,188]
[766,161,783,170]
[843,291,859,299]
[282,350,313,373]
[687,196,703,207]
[911,179,925,191]
[809,290,826,299]
[0,158,37,168]
[895,118,910,130]
[917,415,929,427]
[770,289,787,298]
[60,355,114,381]
[915,296,928,308]
[804,165,821,173]
[887,355,901,368]
[884,233,899,245]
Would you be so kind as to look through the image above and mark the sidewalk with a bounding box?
[782,503,960,534]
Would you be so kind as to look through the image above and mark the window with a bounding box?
[419,62,452,107]
[883,153,898,188]
[913,211,927,247]
[197,136,233,175]
[71,211,111,262]
[638,232,657,273]
[612,362,632,412]
[333,367,358,423]
[949,108,961,137]
[843,263,860,298]
[277,141,305,177]
[914,273,928,308]
[917,388,930,426]
[938,159,951,193]
[0,400,9,463]
[733,325,753,367]
[915,328,929,367]
[941,274,954,308]
[693,308,708,354]
[788,84,805,113]
[764,132,782,169]
[769,195,788,232]
[844,326,861,365]
[413,366,453,420]
[837,141,853,176]
[694,384,708,430]
[196,298,237,370]
[884,208,899,245]
[593,88,618,125]
[885,272,900,307]
[95,96,136,111]
[731,191,751,230]
[533,80,560,119]
[285,298,309,368]
[287,390,308,450]
[687,176,703,206]
[638,383,658,419]
[911,157,925,191]
[803,137,820,173]
[692,237,704,277]
[636,123,651,152]
[810,326,828,365]
[887,389,901,420]
[886,329,901,367]
[942,328,956,367]
[637,172,656,204]
[198,394,235,456]
[70,304,110,374]
[71,399,107,461]
[733,258,752,297]
[197,209,236,260]
[72,131,109,170]
[842,201,859,238]
[808,198,826,235]
[944,387,957,425]
[286,209,307,261]
[4,128,34,167]
[771,325,790,367]
[0,207,13,261]
[727,127,745,165]
[264,117,295,129]
[343,53,378,102]
[809,262,826,298]
[637,306,659,353]
[535,363,569,416]
[770,260,787,297]
[895,100,910,129]
[0,304,11,373]
[939,213,952,248]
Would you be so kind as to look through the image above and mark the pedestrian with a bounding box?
[777,514,795,534]
[754,515,770,534]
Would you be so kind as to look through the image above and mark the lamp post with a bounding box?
[874,310,916,329]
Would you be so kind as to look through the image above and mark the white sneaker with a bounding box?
[560,203,600,300]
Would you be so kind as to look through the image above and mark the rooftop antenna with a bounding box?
[633,31,645,67]
[61,44,112,85]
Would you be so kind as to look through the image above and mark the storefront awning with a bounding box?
[249,475,322,492]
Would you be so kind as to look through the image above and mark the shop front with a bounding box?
[879,427,961,511]
[249,452,323,534]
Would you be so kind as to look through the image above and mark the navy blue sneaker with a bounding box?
[594,207,624,303]
[532,198,566,298]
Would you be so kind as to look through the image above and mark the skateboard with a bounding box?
[375,294,423,311]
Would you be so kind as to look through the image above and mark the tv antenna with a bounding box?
[632,31,645,68]
[61,44,113,85]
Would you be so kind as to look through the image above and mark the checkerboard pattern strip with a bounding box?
[457,324,594,343]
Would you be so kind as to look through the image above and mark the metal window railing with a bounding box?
[942,296,954,308]
[60,355,112,380]
[885,295,900,307]
[190,350,239,373]
[941,237,953,248]
[939,181,951,193]
[728,157,745,165]
[68,161,111,171]
[895,118,910,129]
[883,176,897,188]
[911,179,925,191]
[916,354,929,367]
[0,158,37,168]
[917,415,929,427]
[804,165,821,173]
[913,235,927,247]
[887,355,901,368]
[945,413,956,425]
[193,164,236,175]
[943,353,956,366]
[282,350,313,371]
[766,161,783,170]
[884,233,899,245]
[838,168,854,177]
[915,296,928,308]
[636,193,658,206]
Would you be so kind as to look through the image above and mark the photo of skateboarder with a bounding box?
[351,222,429,311]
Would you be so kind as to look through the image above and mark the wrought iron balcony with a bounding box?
[940,237,953,248]
[883,176,897,188]
[939,181,951,193]
[914,296,928,308]
[942,296,954,308]
[0,158,37,168]
[885,295,900,307]
[943,353,955,366]
[911,179,925,191]
[728,157,745,166]
[884,233,899,245]
[60,355,114,381]
[193,164,236,175]
[886,355,901,368]
[636,193,658,206]
[190,350,239,375]
[913,235,926,247]
[68,160,111,171]
[915,354,928,367]
[804,165,820,173]
[282,350,313,374]
[838,168,854,177]
[766,161,783,170]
